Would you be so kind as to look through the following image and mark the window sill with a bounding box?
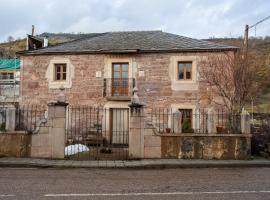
[171,82,198,91]
[106,96,131,101]
[49,81,71,89]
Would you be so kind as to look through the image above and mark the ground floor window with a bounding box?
[179,109,193,133]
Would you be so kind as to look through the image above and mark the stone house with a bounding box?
[18,31,237,134]
[12,30,253,160]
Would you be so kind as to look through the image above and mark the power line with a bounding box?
[249,15,270,29]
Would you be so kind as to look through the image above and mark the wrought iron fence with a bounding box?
[15,105,47,133]
[65,106,129,160]
[149,108,241,134]
[0,105,7,131]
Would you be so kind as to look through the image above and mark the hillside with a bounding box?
[0,32,107,58]
[207,37,270,112]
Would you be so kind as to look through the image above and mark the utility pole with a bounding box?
[244,25,249,51]
[243,24,249,57]
[243,15,270,54]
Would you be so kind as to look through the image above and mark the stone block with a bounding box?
[144,147,161,158]
[129,128,143,159]
[144,128,155,136]
[144,135,161,147]
[50,127,65,159]
[6,107,16,132]
[52,118,66,128]
[31,134,50,147]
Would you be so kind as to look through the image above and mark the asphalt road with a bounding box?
[0,168,270,200]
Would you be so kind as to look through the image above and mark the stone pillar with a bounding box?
[241,108,250,134]
[5,106,16,132]
[31,102,68,159]
[207,108,216,134]
[172,110,182,134]
[128,107,144,159]
[48,102,68,159]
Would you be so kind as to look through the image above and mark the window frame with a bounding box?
[0,70,15,80]
[54,63,67,81]
[111,62,129,96]
[177,61,192,81]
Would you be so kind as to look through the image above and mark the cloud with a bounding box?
[0,0,269,42]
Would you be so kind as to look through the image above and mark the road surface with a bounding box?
[0,167,270,199]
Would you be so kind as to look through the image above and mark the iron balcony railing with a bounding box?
[103,78,135,98]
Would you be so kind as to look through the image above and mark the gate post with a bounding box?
[6,105,16,132]
[128,106,144,159]
[47,101,68,159]
[128,87,145,159]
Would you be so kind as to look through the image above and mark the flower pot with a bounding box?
[216,126,224,134]
[165,128,171,133]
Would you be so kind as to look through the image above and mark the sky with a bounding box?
[0,0,269,42]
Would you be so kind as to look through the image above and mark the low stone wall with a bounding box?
[0,132,31,157]
[143,127,251,160]
[161,134,251,160]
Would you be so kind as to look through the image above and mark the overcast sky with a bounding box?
[0,0,269,42]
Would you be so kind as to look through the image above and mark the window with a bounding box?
[0,71,14,80]
[54,64,67,81]
[178,62,192,80]
[179,109,193,133]
[112,63,129,96]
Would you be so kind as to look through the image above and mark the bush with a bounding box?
[0,122,5,132]
[182,118,194,133]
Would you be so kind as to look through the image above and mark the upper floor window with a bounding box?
[0,71,14,80]
[178,62,192,80]
[54,64,67,81]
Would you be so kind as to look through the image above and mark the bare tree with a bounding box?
[199,50,264,113]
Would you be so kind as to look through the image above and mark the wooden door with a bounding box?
[110,108,129,145]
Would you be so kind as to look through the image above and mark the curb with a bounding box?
[1,160,270,169]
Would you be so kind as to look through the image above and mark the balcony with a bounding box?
[103,78,135,101]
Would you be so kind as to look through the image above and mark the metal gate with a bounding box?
[65,106,129,160]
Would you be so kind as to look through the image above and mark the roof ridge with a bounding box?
[107,30,162,33]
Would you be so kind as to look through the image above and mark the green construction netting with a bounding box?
[0,59,20,70]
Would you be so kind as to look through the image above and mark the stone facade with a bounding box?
[20,52,229,109]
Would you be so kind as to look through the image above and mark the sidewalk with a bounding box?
[1,157,270,169]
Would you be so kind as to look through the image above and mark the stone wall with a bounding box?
[161,134,251,160]
[0,132,31,157]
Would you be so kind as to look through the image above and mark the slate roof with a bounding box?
[20,31,237,55]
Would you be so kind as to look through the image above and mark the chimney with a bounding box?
[32,25,35,36]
